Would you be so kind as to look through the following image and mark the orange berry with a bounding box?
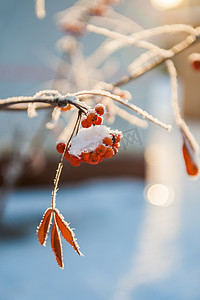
[104,147,114,159]
[95,105,104,116]
[96,144,107,156]
[114,142,120,149]
[81,152,90,162]
[68,155,81,167]
[69,159,81,167]
[64,149,70,160]
[99,156,104,163]
[112,146,118,155]
[88,152,100,165]
[56,142,66,154]
[103,137,113,146]
[81,118,92,128]
[189,53,200,71]
[70,154,79,161]
[192,60,200,70]
[94,116,103,125]
[87,112,98,123]
[114,134,121,143]
[60,104,72,111]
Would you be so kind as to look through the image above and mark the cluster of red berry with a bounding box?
[56,133,121,167]
[56,104,122,167]
[81,104,104,128]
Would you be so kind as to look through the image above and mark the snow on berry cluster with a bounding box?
[56,104,122,167]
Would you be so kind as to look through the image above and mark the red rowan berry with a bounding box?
[104,147,114,159]
[112,146,118,155]
[87,112,98,123]
[94,116,103,125]
[96,144,107,156]
[64,149,70,160]
[114,134,121,143]
[56,142,66,154]
[68,158,81,167]
[103,136,113,146]
[70,154,79,161]
[192,60,200,70]
[189,53,200,71]
[81,152,90,162]
[113,142,120,149]
[99,156,104,163]
[95,105,104,116]
[89,152,100,165]
[68,155,81,167]
[81,118,92,128]
[60,104,72,112]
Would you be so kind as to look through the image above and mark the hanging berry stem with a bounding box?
[51,110,83,210]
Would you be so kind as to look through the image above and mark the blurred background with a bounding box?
[0,0,200,299]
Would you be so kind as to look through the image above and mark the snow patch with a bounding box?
[69,125,122,157]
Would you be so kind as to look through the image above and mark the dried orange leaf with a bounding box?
[51,222,64,269]
[37,208,53,246]
[180,127,199,177]
[182,141,199,176]
[54,209,83,256]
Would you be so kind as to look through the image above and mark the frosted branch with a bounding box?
[0,90,89,112]
[35,0,46,19]
[87,24,170,57]
[74,90,172,131]
[113,104,148,129]
[166,59,199,153]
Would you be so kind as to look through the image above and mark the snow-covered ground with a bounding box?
[1,177,200,300]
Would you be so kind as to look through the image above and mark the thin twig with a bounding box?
[51,111,82,210]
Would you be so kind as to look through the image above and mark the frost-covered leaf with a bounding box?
[54,209,83,256]
[37,208,52,246]
[181,126,199,177]
[51,222,64,269]
[182,138,199,176]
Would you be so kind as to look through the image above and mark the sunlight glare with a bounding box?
[151,0,183,10]
[145,184,174,207]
